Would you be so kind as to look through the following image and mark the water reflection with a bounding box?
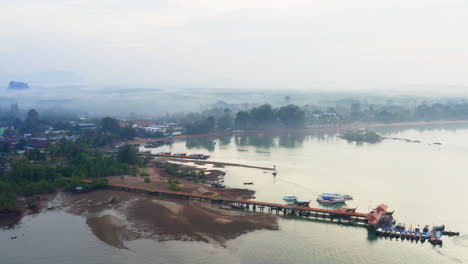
[218,136,231,146]
[374,123,468,135]
[185,137,215,151]
[367,228,378,242]
[278,133,307,148]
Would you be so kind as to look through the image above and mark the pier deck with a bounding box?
[82,180,369,224]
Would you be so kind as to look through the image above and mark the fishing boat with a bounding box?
[319,193,353,200]
[339,219,355,225]
[316,197,346,204]
[293,200,311,207]
[421,234,426,243]
[376,228,383,236]
[283,195,298,203]
[243,182,254,185]
[231,204,245,209]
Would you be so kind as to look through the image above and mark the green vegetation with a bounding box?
[156,161,205,182]
[0,140,141,212]
[168,179,181,191]
[117,145,140,165]
[342,130,382,143]
[144,177,150,183]
[185,116,215,135]
[185,104,306,134]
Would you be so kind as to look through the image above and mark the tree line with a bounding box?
[184,104,306,135]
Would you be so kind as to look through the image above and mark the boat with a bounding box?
[421,234,426,243]
[390,231,396,238]
[316,197,346,204]
[395,231,400,239]
[339,206,357,212]
[243,182,254,185]
[319,193,353,200]
[155,152,210,160]
[384,230,390,237]
[293,200,311,207]
[283,195,298,203]
[339,219,355,225]
[231,204,245,209]
[376,228,383,236]
[415,233,421,242]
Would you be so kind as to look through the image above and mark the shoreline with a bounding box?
[1,163,269,248]
[128,120,468,145]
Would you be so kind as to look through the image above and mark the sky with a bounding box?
[1,0,468,89]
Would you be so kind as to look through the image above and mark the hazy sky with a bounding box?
[1,0,468,88]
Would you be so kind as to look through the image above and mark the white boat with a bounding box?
[319,193,353,200]
[316,197,346,204]
[283,195,297,203]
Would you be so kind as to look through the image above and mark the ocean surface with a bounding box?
[2,124,468,264]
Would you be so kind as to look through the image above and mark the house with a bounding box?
[367,212,382,225]
[375,204,388,214]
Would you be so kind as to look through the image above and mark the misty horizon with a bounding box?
[1,0,468,89]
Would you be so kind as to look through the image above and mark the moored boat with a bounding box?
[421,234,426,243]
[319,193,353,200]
[316,197,346,204]
[283,195,298,203]
[294,200,311,207]
[231,204,245,209]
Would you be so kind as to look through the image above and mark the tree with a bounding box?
[326,107,336,114]
[218,115,233,130]
[0,142,11,153]
[101,117,121,134]
[22,109,40,134]
[277,104,306,128]
[184,117,215,135]
[120,126,137,140]
[250,104,275,129]
[234,111,251,130]
[117,145,140,165]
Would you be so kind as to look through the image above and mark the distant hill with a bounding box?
[8,81,30,90]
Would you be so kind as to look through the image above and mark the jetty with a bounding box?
[82,180,368,224]
[81,179,458,246]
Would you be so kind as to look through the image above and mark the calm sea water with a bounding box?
[2,124,468,263]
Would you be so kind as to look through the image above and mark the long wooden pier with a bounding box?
[82,180,370,224]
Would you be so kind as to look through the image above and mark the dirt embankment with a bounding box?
[0,193,60,229]
[107,164,255,200]
[163,158,274,171]
[60,189,277,249]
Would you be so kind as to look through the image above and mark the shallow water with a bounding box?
[2,124,468,263]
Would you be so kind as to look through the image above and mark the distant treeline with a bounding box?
[184,104,305,134]
[179,101,468,135]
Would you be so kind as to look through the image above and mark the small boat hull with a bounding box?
[316,198,346,204]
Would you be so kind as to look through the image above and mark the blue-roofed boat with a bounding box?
[319,193,353,200]
[316,197,346,204]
